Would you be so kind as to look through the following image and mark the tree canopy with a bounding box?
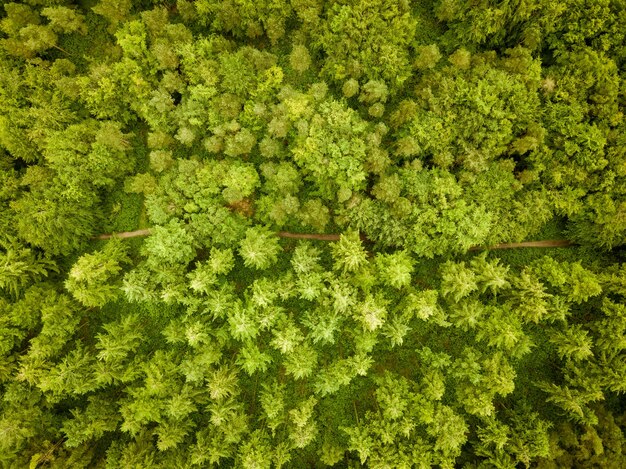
[1,0,626,467]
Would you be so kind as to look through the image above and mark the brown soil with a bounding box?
[93,228,152,240]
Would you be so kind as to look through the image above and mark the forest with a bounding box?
[1,0,626,467]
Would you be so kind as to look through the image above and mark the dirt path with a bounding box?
[93,228,152,240]
[94,229,575,250]
[468,239,576,250]
[96,229,353,242]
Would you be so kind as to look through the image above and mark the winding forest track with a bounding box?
[94,229,576,250]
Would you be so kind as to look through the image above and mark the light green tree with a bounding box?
[65,239,130,308]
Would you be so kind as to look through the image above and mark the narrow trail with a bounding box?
[94,229,576,250]
[468,239,576,250]
[94,228,152,240]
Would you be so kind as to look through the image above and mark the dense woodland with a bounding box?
[1,0,626,467]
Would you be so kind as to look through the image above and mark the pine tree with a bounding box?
[508,271,551,324]
[536,382,604,425]
[236,341,272,375]
[239,226,282,270]
[65,239,130,308]
[0,243,56,298]
[62,395,121,447]
[96,314,144,363]
[440,261,478,303]
[37,344,99,398]
[375,250,414,289]
[270,318,304,354]
[470,253,510,295]
[288,397,318,448]
[236,430,274,469]
[12,186,97,256]
[331,230,368,273]
[24,293,81,362]
[549,325,594,361]
[207,366,239,402]
[283,341,318,379]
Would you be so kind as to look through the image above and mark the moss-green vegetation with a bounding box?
[1,0,626,467]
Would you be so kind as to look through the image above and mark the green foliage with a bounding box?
[0,4,57,58]
[142,219,196,268]
[239,226,281,270]
[541,405,626,468]
[291,99,374,202]
[435,0,566,50]
[1,1,626,467]
[11,186,97,256]
[289,44,311,74]
[315,0,417,90]
[91,0,132,33]
[65,239,130,308]
[221,162,259,203]
[375,250,414,289]
[42,7,87,35]
[195,0,293,44]
[343,166,496,256]
[397,53,542,171]
[440,260,478,302]
[568,193,626,249]
[331,231,368,273]
[0,242,56,298]
[62,395,120,447]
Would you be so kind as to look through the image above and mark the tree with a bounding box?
[36,344,99,398]
[375,250,414,289]
[0,242,56,298]
[288,397,318,449]
[95,314,144,364]
[270,317,304,354]
[331,231,368,273]
[0,4,60,58]
[92,0,132,33]
[536,382,603,426]
[568,193,626,249]
[342,166,495,256]
[195,0,293,45]
[11,184,97,256]
[221,162,259,203]
[236,430,274,469]
[549,325,594,362]
[314,0,417,90]
[62,395,121,447]
[289,45,311,74]
[44,120,134,189]
[19,292,81,370]
[291,99,374,202]
[435,0,565,50]
[239,226,281,270]
[395,51,541,172]
[142,219,196,269]
[355,293,389,332]
[2,0,626,466]
[42,6,87,35]
[283,341,318,379]
[440,261,478,303]
[65,239,130,308]
[470,253,510,295]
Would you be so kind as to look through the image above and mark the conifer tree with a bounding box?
[65,239,130,308]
